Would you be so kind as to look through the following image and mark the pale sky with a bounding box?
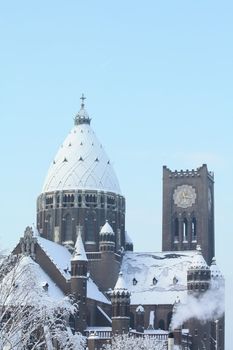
[0,1,232,347]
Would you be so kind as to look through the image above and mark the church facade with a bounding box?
[13,97,224,349]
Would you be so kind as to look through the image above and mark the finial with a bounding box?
[80,93,86,109]
[74,94,91,126]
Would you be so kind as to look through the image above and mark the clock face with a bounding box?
[173,185,196,208]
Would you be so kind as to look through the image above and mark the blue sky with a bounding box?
[0,1,232,346]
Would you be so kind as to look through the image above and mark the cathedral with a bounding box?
[12,96,224,349]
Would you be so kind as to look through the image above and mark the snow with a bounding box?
[100,221,114,235]
[121,251,196,305]
[87,277,111,304]
[72,233,87,261]
[114,271,128,292]
[136,305,144,313]
[42,120,121,194]
[0,256,70,306]
[97,305,112,323]
[86,327,112,332]
[125,231,133,244]
[210,257,224,279]
[37,236,71,279]
[37,236,110,304]
[149,311,155,327]
[189,245,209,270]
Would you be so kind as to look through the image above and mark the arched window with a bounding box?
[183,218,188,242]
[46,215,53,239]
[158,319,165,330]
[191,218,197,242]
[174,218,179,242]
[64,213,72,241]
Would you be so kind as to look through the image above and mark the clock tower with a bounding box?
[162,164,214,264]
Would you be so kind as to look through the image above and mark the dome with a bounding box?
[189,245,209,270]
[42,97,121,194]
[100,221,115,236]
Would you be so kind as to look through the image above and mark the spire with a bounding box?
[72,230,87,261]
[113,271,128,293]
[74,93,91,126]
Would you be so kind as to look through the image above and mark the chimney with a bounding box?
[174,326,182,348]
[168,332,174,350]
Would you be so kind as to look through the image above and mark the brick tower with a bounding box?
[111,272,130,335]
[70,230,88,333]
[162,164,214,264]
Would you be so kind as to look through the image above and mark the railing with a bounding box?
[85,330,112,339]
[130,330,168,341]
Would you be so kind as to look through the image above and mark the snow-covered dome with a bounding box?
[42,96,121,194]
[100,221,114,236]
[189,245,209,270]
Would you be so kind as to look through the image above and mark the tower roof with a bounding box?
[100,221,115,236]
[113,271,129,292]
[189,245,209,270]
[72,232,87,262]
[210,257,223,278]
[42,96,121,194]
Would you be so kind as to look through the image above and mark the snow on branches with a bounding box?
[0,254,86,350]
[103,334,167,350]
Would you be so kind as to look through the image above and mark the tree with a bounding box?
[103,334,167,350]
[0,254,86,350]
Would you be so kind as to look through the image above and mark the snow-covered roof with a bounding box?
[0,256,71,309]
[42,104,121,194]
[37,236,71,279]
[72,233,87,262]
[37,236,109,304]
[100,221,114,236]
[121,251,196,305]
[189,245,209,270]
[87,277,110,304]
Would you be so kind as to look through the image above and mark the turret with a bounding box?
[111,272,130,335]
[99,220,115,252]
[187,245,211,296]
[70,230,88,333]
[210,257,224,289]
[125,231,133,251]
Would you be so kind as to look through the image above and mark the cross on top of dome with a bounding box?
[74,93,91,125]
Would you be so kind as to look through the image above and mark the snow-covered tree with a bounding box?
[0,254,86,350]
[103,334,167,350]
